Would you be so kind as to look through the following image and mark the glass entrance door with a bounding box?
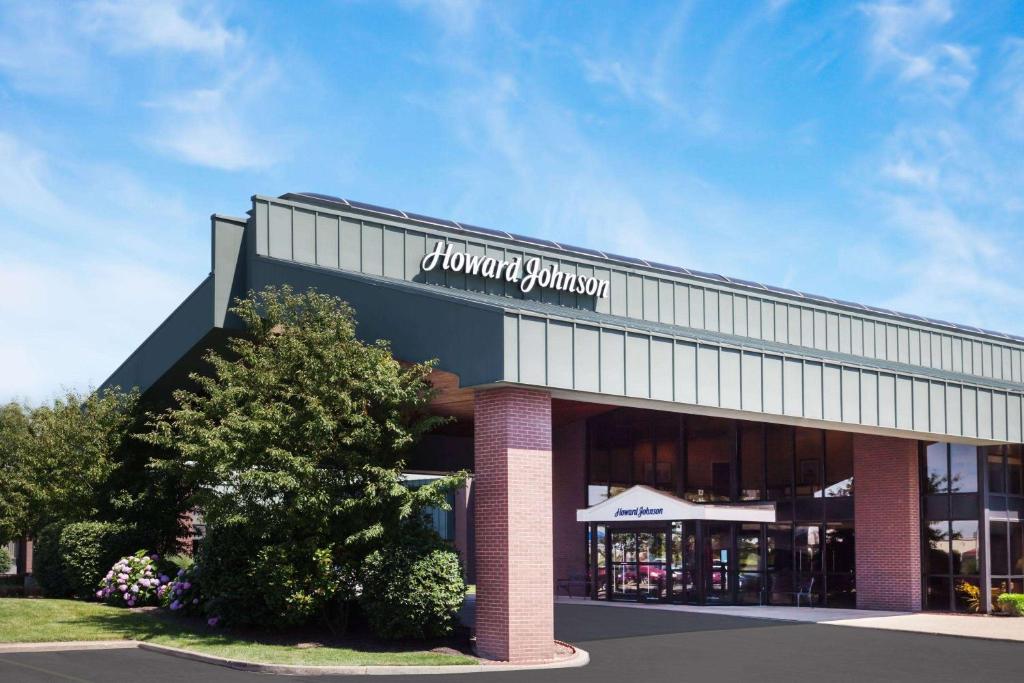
[610,529,637,599]
[637,531,667,600]
[670,522,697,603]
[705,523,732,603]
[609,529,668,601]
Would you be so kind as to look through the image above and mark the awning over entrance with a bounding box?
[576,485,776,524]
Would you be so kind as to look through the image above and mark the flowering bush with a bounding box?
[96,551,167,608]
[162,564,203,616]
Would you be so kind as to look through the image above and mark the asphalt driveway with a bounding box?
[1,603,1019,682]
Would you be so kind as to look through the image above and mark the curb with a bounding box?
[0,640,590,675]
[138,641,589,676]
[0,641,138,654]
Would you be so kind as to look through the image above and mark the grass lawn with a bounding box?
[0,599,476,666]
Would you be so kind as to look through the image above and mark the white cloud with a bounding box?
[995,38,1024,141]
[0,131,205,402]
[859,0,975,101]
[400,0,482,36]
[0,3,97,97]
[147,80,282,171]
[76,0,244,56]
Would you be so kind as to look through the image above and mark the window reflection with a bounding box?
[927,521,950,575]
[925,442,948,495]
[824,431,853,497]
[794,429,823,497]
[949,444,977,493]
[950,521,978,575]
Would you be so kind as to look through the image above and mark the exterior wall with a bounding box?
[854,433,922,611]
[473,388,553,662]
[256,194,1024,389]
[552,419,587,593]
[503,312,1024,444]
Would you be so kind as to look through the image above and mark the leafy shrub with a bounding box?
[96,551,167,607]
[33,521,139,598]
[197,522,343,628]
[60,521,136,599]
[33,523,69,597]
[997,593,1024,616]
[955,580,981,613]
[360,534,465,640]
[162,563,202,615]
[0,545,13,574]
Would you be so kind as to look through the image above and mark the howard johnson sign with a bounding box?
[613,506,665,519]
[421,241,611,298]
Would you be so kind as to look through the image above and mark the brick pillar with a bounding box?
[453,479,475,584]
[853,433,922,611]
[473,387,553,662]
[552,419,586,595]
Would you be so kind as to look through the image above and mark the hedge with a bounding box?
[33,521,137,598]
[360,540,465,640]
[997,593,1024,616]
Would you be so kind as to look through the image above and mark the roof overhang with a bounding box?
[576,485,777,523]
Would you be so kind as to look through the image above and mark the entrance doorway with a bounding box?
[592,521,766,605]
[609,529,667,600]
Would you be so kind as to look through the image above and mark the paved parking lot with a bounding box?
[1,603,1020,682]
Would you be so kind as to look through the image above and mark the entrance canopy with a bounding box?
[577,485,776,524]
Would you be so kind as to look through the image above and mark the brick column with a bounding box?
[853,433,922,611]
[453,480,475,584]
[473,387,553,662]
[552,419,586,595]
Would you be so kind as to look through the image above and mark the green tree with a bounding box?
[142,285,464,626]
[0,403,33,543]
[0,390,138,543]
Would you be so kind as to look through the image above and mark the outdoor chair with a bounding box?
[556,573,589,599]
[795,577,816,607]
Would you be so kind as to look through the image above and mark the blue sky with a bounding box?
[1,0,1023,403]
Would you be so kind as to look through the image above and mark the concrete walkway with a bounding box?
[554,596,1024,643]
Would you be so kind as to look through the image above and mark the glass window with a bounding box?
[589,447,609,487]
[950,520,978,575]
[926,576,951,611]
[610,444,631,488]
[925,442,948,494]
[1008,446,1023,497]
[686,416,733,502]
[633,440,654,486]
[927,521,950,575]
[954,577,980,613]
[739,422,764,501]
[949,444,977,493]
[824,431,853,497]
[766,425,793,500]
[990,578,1021,612]
[988,450,1006,494]
[794,428,823,497]
[990,521,1009,576]
[766,524,793,572]
[655,440,676,491]
[795,525,822,573]
[1010,522,1024,576]
[825,523,855,574]
[737,524,761,571]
